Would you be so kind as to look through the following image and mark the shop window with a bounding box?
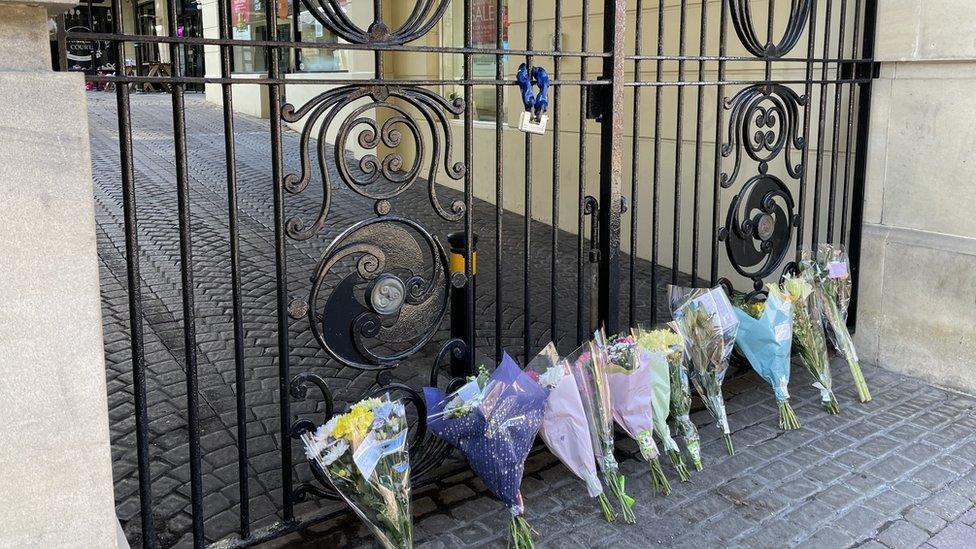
[442,0,510,123]
[231,0,345,74]
[297,2,347,72]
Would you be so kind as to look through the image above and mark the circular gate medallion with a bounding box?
[755,213,776,241]
[370,274,406,315]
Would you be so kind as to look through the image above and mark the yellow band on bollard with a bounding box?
[450,251,477,275]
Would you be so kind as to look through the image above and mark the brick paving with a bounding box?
[271,365,976,549]
[89,92,976,548]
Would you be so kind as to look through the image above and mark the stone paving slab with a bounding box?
[88,92,976,549]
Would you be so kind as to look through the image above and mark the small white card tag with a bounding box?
[518,111,548,134]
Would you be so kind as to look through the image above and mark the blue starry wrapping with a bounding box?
[733,291,794,401]
[423,353,547,513]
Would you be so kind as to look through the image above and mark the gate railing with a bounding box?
[64,0,877,547]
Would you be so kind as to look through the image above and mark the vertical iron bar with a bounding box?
[691,0,708,285]
[827,0,849,243]
[551,0,562,343]
[266,4,293,524]
[672,0,687,287]
[651,0,664,314]
[87,0,95,74]
[709,0,728,285]
[216,0,250,538]
[293,0,301,69]
[598,0,625,334]
[464,0,476,372]
[132,0,143,75]
[523,0,533,362]
[576,0,590,343]
[765,0,775,81]
[797,0,820,257]
[841,0,864,246]
[494,0,504,361]
[812,0,834,248]
[628,0,643,328]
[847,0,878,330]
[111,1,153,546]
[166,0,204,544]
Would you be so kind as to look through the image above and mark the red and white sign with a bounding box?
[471,1,509,47]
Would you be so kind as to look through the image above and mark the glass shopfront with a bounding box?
[441,0,510,122]
[231,0,346,74]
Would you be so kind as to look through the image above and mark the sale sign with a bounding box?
[470,0,509,78]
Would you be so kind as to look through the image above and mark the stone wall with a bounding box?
[853,0,976,394]
[0,1,118,547]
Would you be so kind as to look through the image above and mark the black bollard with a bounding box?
[447,231,478,378]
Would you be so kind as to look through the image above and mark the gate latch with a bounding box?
[516,63,549,134]
[584,196,600,263]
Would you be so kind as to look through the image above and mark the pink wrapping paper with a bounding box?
[606,359,660,461]
[539,370,603,497]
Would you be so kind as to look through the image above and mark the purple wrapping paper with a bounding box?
[606,356,659,461]
[539,368,603,497]
[424,353,547,513]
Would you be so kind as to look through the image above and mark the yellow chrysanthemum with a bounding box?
[739,300,766,319]
[332,405,374,443]
[351,397,382,414]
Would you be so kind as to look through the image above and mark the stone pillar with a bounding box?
[855,1,976,393]
[0,2,118,547]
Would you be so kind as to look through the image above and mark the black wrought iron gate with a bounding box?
[65,0,877,546]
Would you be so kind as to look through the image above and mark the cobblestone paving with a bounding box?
[272,364,976,549]
[90,92,976,549]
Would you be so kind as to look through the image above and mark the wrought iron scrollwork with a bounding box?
[282,85,466,241]
[728,0,812,58]
[300,0,452,46]
[306,216,450,370]
[721,84,806,189]
[720,84,805,289]
[286,0,471,505]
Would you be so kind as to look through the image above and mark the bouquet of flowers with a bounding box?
[424,354,546,548]
[301,395,412,549]
[648,324,703,471]
[669,285,739,456]
[804,244,872,403]
[769,274,840,414]
[565,340,637,523]
[598,331,673,495]
[732,290,801,430]
[528,343,617,521]
[633,326,696,475]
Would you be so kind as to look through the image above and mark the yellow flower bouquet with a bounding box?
[301,395,412,549]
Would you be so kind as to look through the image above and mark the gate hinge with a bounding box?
[585,78,611,121]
